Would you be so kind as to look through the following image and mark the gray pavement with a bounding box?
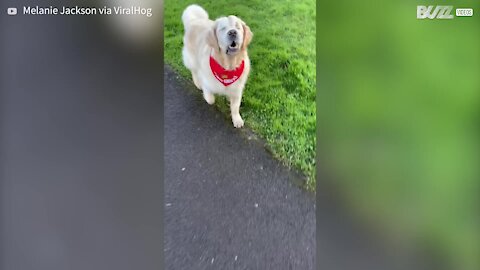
[164,66,316,270]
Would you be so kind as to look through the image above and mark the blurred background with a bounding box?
[1,1,163,269]
[317,0,479,269]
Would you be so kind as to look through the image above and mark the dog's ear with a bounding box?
[241,22,253,51]
[207,23,220,51]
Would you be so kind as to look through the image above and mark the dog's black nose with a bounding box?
[228,30,237,38]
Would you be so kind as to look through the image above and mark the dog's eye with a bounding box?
[220,27,226,31]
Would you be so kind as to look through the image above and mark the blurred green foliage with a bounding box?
[317,0,479,269]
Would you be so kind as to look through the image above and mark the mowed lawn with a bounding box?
[164,0,316,188]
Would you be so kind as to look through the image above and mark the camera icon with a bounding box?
[7,7,17,16]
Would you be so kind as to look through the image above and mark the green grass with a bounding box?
[164,0,316,189]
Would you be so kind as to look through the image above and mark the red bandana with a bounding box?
[209,56,245,86]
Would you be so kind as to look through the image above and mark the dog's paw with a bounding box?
[203,92,215,105]
[232,115,244,128]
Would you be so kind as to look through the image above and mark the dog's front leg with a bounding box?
[203,90,215,105]
[230,95,244,128]
[192,72,202,90]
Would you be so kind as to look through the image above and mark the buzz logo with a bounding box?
[417,6,454,19]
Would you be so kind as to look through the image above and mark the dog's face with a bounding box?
[208,16,252,56]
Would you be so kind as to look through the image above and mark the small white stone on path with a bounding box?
[165,203,172,207]
[211,258,215,264]
[181,167,186,171]
[235,255,238,261]
[254,203,258,208]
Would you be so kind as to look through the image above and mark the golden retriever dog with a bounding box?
[182,4,253,128]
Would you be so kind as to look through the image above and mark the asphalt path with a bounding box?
[164,66,316,270]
